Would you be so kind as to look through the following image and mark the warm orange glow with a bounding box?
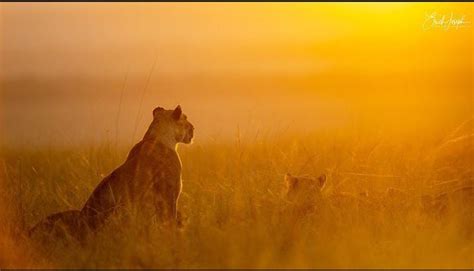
[0,3,472,145]
[0,3,472,268]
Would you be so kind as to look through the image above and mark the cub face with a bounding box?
[285,173,326,203]
[147,105,195,144]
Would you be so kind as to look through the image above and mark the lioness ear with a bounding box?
[153,107,164,117]
[317,174,326,189]
[172,105,182,120]
[285,173,298,189]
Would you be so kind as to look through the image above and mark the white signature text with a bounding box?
[423,12,470,30]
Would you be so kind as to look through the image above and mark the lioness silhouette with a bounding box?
[29,105,194,242]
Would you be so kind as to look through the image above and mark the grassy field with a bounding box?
[0,124,472,268]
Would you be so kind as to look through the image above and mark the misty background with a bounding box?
[0,3,472,147]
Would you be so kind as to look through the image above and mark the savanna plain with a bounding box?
[0,3,473,268]
[0,119,472,268]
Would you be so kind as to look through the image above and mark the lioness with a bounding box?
[29,105,194,242]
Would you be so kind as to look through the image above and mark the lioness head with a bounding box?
[285,173,326,203]
[144,105,194,147]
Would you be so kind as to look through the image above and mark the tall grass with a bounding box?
[0,127,472,268]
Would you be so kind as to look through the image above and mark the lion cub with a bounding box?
[30,105,194,242]
[284,173,327,214]
[284,173,372,216]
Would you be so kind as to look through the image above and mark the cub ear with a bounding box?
[317,174,326,189]
[285,173,298,189]
[153,107,164,117]
[172,105,182,120]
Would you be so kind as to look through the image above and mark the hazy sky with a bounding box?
[0,3,472,146]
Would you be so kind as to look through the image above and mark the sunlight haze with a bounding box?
[0,3,472,146]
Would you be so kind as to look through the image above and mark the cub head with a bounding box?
[285,173,326,203]
[144,105,194,146]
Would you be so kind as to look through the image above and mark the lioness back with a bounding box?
[81,141,181,229]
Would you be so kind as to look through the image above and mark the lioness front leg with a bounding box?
[168,195,178,224]
[154,196,177,225]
